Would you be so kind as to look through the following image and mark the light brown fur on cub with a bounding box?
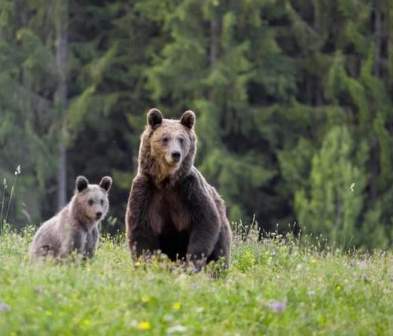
[29,176,112,261]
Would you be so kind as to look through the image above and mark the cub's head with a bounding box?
[73,176,112,223]
[141,108,196,181]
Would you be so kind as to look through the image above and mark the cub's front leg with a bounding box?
[126,174,159,259]
[85,226,99,258]
[59,229,87,259]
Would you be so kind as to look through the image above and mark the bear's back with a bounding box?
[29,213,63,259]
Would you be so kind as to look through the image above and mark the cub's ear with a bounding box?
[180,110,195,129]
[99,176,112,192]
[147,108,163,129]
[76,176,89,192]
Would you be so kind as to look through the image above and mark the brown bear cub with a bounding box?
[29,176,112,261]
[126,108,232,269]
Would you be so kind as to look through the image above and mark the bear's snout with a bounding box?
[171,151,181,162]
[96,211,103,219]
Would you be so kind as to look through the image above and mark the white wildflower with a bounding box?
[14,165,21,176]
[167,325,187,334]
[0,302,11,312]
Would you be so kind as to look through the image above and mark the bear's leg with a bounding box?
[126,175,159,259]
[186,204,221,270]
[179,176,222,270]
[84,226,99,258]
[59,229,87,258]
[129,225,159,258]
[207,224,231,267]
[31,244,56,260]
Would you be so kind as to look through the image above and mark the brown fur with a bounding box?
[138,118,196,186]
[29,176,112,261]
[126,109,232,269]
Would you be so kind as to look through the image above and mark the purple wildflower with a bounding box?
[267,300,287,313]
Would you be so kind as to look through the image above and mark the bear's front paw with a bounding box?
[186,254,207,273]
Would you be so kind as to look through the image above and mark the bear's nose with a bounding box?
[96,212,102,219]
[171,151,181,162]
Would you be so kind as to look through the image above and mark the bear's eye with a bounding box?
[88,199,94,206]
[178,137,185,145]
[100,199,104,206]
[162,136,170,144]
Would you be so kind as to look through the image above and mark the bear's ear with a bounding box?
[180,110,195,129]
[99,176,112,192]
[76,176,89,192]
[147,108,163,129]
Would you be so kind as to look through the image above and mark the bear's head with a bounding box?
[139,108,197,184]
[71,176,112,225]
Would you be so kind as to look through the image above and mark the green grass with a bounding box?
[1,230,393,335]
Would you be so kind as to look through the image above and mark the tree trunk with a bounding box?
[368,0,383,202]
[55,1,68,210]
[209,18,219,67]
[374,0,382,77]
[208,16,219,110]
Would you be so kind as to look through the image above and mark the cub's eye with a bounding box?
[88,199,94,206]
[178,137,185,145]
[100,199,104,206]
[162,137,169,144]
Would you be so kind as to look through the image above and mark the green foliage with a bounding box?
[1,0,393,247]
[2,232,393,334]
[295,126,371,248]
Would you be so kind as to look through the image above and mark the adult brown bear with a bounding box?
[125,108,232,269]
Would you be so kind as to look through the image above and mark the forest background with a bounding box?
[1,0,393,249]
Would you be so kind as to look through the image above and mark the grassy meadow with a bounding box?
[0,229,393,335]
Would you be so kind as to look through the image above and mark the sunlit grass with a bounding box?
[1,228,393,335]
